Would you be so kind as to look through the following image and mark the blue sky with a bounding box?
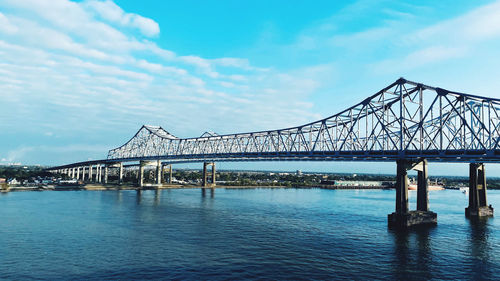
[2,0,500,175]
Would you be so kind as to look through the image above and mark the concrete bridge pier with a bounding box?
[82,166,86,181]
[138,161,145,188]
[417,159,429,212]
[156,160,161,185]
[88,165,93,182]
[95,165,99,183]
[76,167,80,180]
[388,159,437,228]
[104,165,108,184]
[202,162,216,188]
[466,163,494,217]
[99,165,103,183]
[162,164,173,184]
[96,165,101,183]
[118,163,123,184]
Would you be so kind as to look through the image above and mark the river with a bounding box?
[1,188,499,280]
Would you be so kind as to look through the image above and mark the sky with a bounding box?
[2,0,500,175]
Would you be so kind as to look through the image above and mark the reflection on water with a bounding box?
[154,189,161,205]
[136,189,142,204]
[201,188,215,198]
[0,188,499,280]
[389,226,434,280]
[467,217,494,280]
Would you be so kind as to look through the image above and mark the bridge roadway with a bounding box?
[48,78,499,227]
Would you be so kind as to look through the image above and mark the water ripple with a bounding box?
[0,189,499,280]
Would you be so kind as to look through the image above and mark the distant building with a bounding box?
[296,170,302,176]
[7,178,19,185]
[320,180,393,188]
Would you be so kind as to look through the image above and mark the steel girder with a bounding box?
[106,78,500,163]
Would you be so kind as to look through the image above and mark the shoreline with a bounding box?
[3,183,476,193]
[1,183,396,192]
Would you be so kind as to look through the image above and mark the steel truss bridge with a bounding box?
[48,78,500,227]
[105,77,500,164]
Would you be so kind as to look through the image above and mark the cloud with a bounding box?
[0,12,18,34]
[85,0,160,37]
[413,1,500,43]
[0,144,112,164]
[1,147,35,163]
[179,55,220,78]
[0,0,333,165]
[371,45,468,74]
[291,0,500,77]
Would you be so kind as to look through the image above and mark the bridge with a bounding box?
[48,78,499,227]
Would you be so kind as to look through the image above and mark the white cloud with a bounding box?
[371,45,468,74]
[179,55,220,78]
[136,59,188,76]
[4,147,35,163]
[413,1,500,43]
[213,57,250,68]
[0,12,18,34]
[0,0,332,166]
[85,0,160,37]
[304,0,500,76]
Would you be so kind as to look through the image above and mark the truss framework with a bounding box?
[107,78,500,163]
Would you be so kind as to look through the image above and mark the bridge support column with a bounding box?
[168,165,172,184]
[202,162,216,188]
[88,165,93,182]
[82,166,86,181]
[76,167,80,180]
[466,163,494,217]
[96,165,100,183]
[417,159,429,212]
[100,165,103,183]
[138,161,145,188]
[118,163,123,184]
[388,159,437,228]
[395,159,409,214]
[212,164,216,186]
[104,165,108,184]
[99,165,103,183]
[156,160,161,185]
[161,164,172,184]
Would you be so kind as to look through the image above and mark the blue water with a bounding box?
[1,188,499,280]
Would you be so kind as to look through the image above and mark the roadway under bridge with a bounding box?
[48,78,499,227]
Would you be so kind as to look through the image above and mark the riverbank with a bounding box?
[1,183,396,192]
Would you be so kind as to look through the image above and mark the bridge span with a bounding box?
[48,78,499,227]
